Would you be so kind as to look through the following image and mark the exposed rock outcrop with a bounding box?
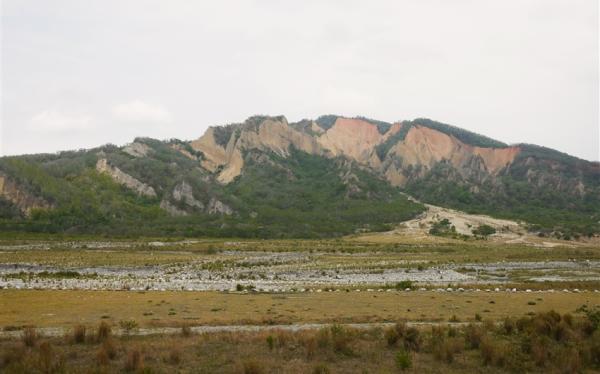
[123,142,151,158]
[189,116,521,188]
[172,181,204,209]
[0,173,52,216]
[96,158,157,197]
[159,200,188,217]
[191,117,324,184]
[207,198,233,215]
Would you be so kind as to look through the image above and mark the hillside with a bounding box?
[0,115,598,238]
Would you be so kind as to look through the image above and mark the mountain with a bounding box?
[0,115,598,238]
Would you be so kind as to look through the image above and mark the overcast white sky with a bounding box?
[1,0,598,160]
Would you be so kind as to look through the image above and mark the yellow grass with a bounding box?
[1,289,597,329]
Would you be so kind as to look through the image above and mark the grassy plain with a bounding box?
[1,289,598,329]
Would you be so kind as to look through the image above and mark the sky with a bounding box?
[1,0,599,161]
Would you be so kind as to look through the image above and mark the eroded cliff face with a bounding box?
[190,117,324,183]
[382,126,520,186]
[188,116,521,187]
[96,159,157,197]
[0,173,52,216]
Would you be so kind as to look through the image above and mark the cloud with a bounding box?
[112,100,172,123]
[29,110,93,132]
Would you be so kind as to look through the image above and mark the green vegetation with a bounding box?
[375,122,413,160]
[212,125,236,147]
[472,224,496,237]
[315,114,340,130]
[406,161,600,237]
[222,148,424,237]
[0,143,424,238]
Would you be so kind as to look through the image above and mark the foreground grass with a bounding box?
[1,310,599,373]
[1,290,598,329]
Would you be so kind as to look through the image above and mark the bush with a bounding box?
[330,325,353,355]
[73,325,86,343]
[472,224,496,237]
[465,324,485,349]
[385,326,400,347]
[385,323,421,351]
[119,319,139,335]
[1,343,25,368]
[167,347,181,365]
[242,359,263,374]
[530,337,550,367]
[433,336,464,363]
[124,348,143,372]
[312,363,331,374]
[395,350,412,370]
[502,317,516,335]
[97,321,111,342]
[266,335,274,350]
[480,336,509,367]
[96,338,117,365]
[22,327,37,347]
[395,281,412,290]
[38,341,60,373]
[181,325,192,337]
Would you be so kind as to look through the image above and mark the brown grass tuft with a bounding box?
[73,324,86,344]
[241,358,263,374]
[97,321,111,342]
[22,327,38,347]
[124,348,143,372]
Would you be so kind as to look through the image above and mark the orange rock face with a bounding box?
[388,125,520,180]
[188,116,521,186]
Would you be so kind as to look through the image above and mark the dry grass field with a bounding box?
[1,289,598,329]
[1,236,599,373]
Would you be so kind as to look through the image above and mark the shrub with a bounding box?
[312,363,331,374]
[97,321,111,342]
[1,343,25,368]
[465,324,485,349]
[96,347,109,366]
[181,326,192,337]
[119,319,139,335]
[73,325,86,344]
[530,337,550,367]
[480,336,509,367]
[302,335,317,359]
[167,347,181,365]
[242,359,263,374]
[386,323,421,351]
[395,281,412,290]
[22,327,38,347]
[385,326,400,347]
[96,338,117,365]
[266,335,274,350]
[316,328,330,349]
[433,337,463,363]
[556,346,582,374]
[502,317,516,335]
[330,325,353,355]
[395,350,412,370]
[124,348,143,372]
[38,341,58,373]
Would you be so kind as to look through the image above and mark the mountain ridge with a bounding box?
[0,114,598,238]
